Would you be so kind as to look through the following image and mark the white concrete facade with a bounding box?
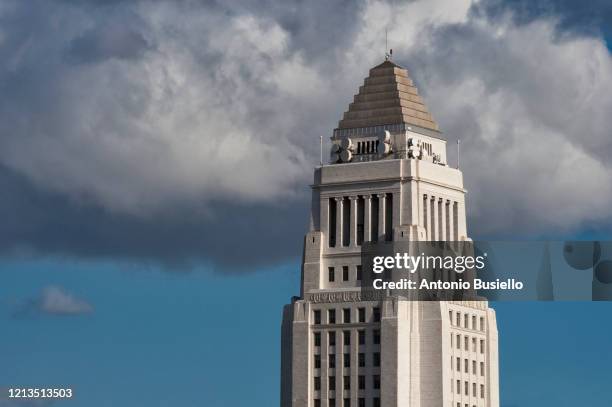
[281,60,499,407]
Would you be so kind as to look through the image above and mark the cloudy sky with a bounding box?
[0,0,611,269]
[1,1,612,406]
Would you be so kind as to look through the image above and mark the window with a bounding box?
[449,310,453,324]
[343,330,350,346]
[344,376,350,390]
[450,333,453,347]
[465,381,469,396]
[358,353,365,367]
[314,377,321,390]
[343,309,351,324]
[472,315,476,330]
[329,309,336,324]
[464,336,469,350]
[314,332,321,347]
[314,355,321,369]
[314,310,321,325]
[464,313,468,329]
[472,360,476,374]
[464,358,468,373]
[314,400,320,407]
[456,380,460,394]
[373,375,380,390]
[480,317,485,331]
[473,383,477,397]
[456,357,460,372]
[373,352,380,367]
[343,398,350,407]
[329,354,336,369]
[373,398,380,407]
[358,330,365,345]
[329,376,336,390]
[329,398,336,407]
[373,307,380,322]
[329,267,335,282]
[456,313,461,326]
[480,339,485,354]
[344,353,350,368]
[358,375,365,390]
[456,334,460,349]
[343,266,349,281]
[356,265,362,281]
[480,362,484,376]
[358,308,366,322]
[472,337,476,352]
[480,384,485,398]
[329,332,336,347]
[373,329,380,345]
[358,398,365,407]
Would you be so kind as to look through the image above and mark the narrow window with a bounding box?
[373,375,380,389]
[344,398,350,407]
[343,308,350,323]
[314,332,321,346]
[465,381,468,396]
[464,358,468,373]
[358,353,365,367]
[373,329,381,345]
[472,315,476,330]
[358,399,365,407]
[480,362,485,376]
[480,316,485,331]
[464,336,469,350]
[385,193,393,241]
[328,199,337,247]
[356,265,363,281]
[329,332,336,347]
[314,400,320,407]
[342,266,349,281]
[370,195,379,241]
[456,357,460,372]
[358,308,366,323]
[357,197,364,245]
[329,399,335,407]
[314,376,321,390]
[329,376,336,390]
[328,309,336,324]
[343,330,350,345]
[464,313,469,328]
[449,310,453,324]
[472,360,476,374]
[342,197,350,247]
[373,307,381,322]
[480,339,485,354]
[480,384,485,398]
[314,355,321,369]
[456,313,461,326]
[456,380,460,394]
[473,383,477,397]
[373,352,380,367]
[373,398,380,407]
[358,330,365,345]
[344,376,350,390]
[344,353,350,368]
[314,310,321,325]
[329,354,336,369]
[358,375,365,390]
[329,267,335,282]
[456,334,460,349]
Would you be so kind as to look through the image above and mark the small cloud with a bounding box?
[14,285,93,318]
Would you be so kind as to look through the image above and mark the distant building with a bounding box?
[281,59,499,407]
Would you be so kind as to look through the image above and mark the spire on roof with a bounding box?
[337,60,440,132]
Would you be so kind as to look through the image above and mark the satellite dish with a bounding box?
[340,150,353,162]
[340,137,353,150]
[331,143,341,153]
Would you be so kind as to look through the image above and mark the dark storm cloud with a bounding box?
[0,0,611,270]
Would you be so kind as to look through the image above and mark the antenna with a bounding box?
[457,139,461,169]
[320,135,323,166]
[385,29,392,60]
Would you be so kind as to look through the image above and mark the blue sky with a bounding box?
[1,0,612,406]
[2,259,612,407]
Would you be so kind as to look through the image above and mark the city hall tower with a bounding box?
[281,60,500,407]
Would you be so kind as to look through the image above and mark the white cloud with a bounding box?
[0,0,610,238]
[15,285,93,316]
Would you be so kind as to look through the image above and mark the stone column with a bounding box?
[378,193,386,242]
[364,195,371,242]
[432,196,438,241]
[349,196,358,247]
[335,197,343,248]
